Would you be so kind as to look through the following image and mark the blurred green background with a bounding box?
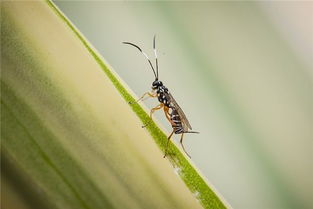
[53,1,312,209]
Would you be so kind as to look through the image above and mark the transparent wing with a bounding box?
[168,92,192,130]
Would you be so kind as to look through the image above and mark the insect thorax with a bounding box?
[156,85,170,106]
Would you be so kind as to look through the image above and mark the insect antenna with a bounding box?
[123,41,157,80]
[153,35,159,79]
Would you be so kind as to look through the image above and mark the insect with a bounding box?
[123,36,199,158]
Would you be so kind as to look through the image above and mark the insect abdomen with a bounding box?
[170,108,184,134]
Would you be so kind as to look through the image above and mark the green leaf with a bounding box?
[1,1,228,209]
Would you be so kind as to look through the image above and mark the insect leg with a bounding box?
[142,103,163,128]
[164,130,174,158]
[163,106,175,126]
[129,91,156,104]
[180,133,191,158]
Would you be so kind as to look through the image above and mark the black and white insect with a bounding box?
[123,36,199,158]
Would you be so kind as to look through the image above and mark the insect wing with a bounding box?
[168,93,192,130]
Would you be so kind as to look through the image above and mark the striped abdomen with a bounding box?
[170,108,184,134]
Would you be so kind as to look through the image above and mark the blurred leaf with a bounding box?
[1,1,227,209]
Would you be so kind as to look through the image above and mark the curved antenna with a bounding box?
[153,35,159,79]
[123,42,157,79]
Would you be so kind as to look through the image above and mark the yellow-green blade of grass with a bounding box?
[1,1,228,209]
